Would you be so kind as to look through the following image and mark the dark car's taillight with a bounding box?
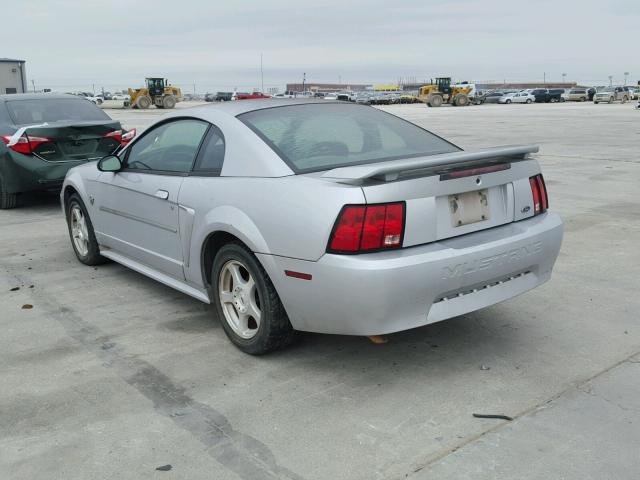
[328,202,405,254]
[1,134,52,155]
[529,174,548,215]
[104,128,136,146]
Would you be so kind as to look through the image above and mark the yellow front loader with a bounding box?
[127,78,182,109]
[417,77,471,107]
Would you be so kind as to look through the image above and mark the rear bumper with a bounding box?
[0,151,85,194]
[259,213,563,335]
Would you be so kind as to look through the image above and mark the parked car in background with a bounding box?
[215,92,233,102]
[623,86,638,100]
[85,95,104,105]
[499,92,535,104]
[567,88,589,101]
[323,93,338,100]
[530,89,550,103]
[61,99,563,354]
[204,93,216,102]
[235,92,271,100]
[355,93,372,104]
[111,93,131,101]
[594,86,629,104]
[478,91,505,104]
[0,93,135,208]
[336,92,354,102]
[547,89,565,102]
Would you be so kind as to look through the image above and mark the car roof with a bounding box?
[184,98,345,118]
[0,93,80,102]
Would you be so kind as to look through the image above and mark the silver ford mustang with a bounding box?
[61,99,563,354]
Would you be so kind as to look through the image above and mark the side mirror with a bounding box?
[98,155,122,172]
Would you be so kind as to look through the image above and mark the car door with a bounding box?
[93,118,209,279]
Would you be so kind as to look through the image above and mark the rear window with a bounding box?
[6,98,109,126]
[238,103,460,173]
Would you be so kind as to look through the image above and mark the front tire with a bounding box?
[526,98,532,104]
[66,193,106,266]
[135,95,152,109]
[212,243,295,354]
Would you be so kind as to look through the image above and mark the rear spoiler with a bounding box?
[321,145,539,184]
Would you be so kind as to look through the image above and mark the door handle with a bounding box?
[155,190,169,200]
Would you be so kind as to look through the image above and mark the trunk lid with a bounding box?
[321,145,541,246]
[21,120,122,162]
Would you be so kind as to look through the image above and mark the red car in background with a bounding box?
[235,92,271,100]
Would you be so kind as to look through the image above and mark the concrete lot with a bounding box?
[1,101,638,479]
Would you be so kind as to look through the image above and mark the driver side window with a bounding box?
[125,119,208,173]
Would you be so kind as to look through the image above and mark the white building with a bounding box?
[0,58,27,94]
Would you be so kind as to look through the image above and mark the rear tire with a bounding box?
[0,175,17,209]
[162,95,176,109]
[212,242,295,354]
[66,193,107,266]
[526,99,532,104]
[135,95,152,109]
[506,99,512,104]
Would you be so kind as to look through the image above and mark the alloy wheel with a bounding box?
[219,260,262,339]
[70,205,90,257]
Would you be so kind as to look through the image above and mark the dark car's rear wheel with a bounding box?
[66,193,106,266]
[0,175,17,209]
[212,242,295,354]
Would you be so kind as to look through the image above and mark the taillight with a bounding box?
[1,134,52,155]
[529,174,548,215]
[328,202,405,253]
[104,128,136,146]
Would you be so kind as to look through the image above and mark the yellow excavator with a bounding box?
[127,78,182,109]
[417,77,471,107]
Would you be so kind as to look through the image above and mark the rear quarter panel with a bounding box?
[179,175,365,288]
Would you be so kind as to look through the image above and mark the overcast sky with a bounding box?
[6,0,638,93]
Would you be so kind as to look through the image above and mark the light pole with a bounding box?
[624,72,629,85]
[260,53,264,93]
[302,72,306,95]
[562,73,567,84]
[608,75,613,86]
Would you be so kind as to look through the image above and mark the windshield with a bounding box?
[6,98,110,126]
[238,103,460,173]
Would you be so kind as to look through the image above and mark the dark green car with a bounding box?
[0,93,135,208]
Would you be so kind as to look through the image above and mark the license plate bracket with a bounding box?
[449,189,490,227]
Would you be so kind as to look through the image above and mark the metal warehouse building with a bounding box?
[0,58,27,94]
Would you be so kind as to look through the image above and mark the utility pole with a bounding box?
[624,72,629,85]
[608,75,613,86]
[260,53,264,93]
[92,84,95,95]
[562,73,567,84]
[543,72,546,85]
[31,79,36,93]
[302,72,306,95]
[193,83,196,95]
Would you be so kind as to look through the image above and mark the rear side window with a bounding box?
[238,103,460,173]
[6,98,109,125]
[192,125,225,174]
